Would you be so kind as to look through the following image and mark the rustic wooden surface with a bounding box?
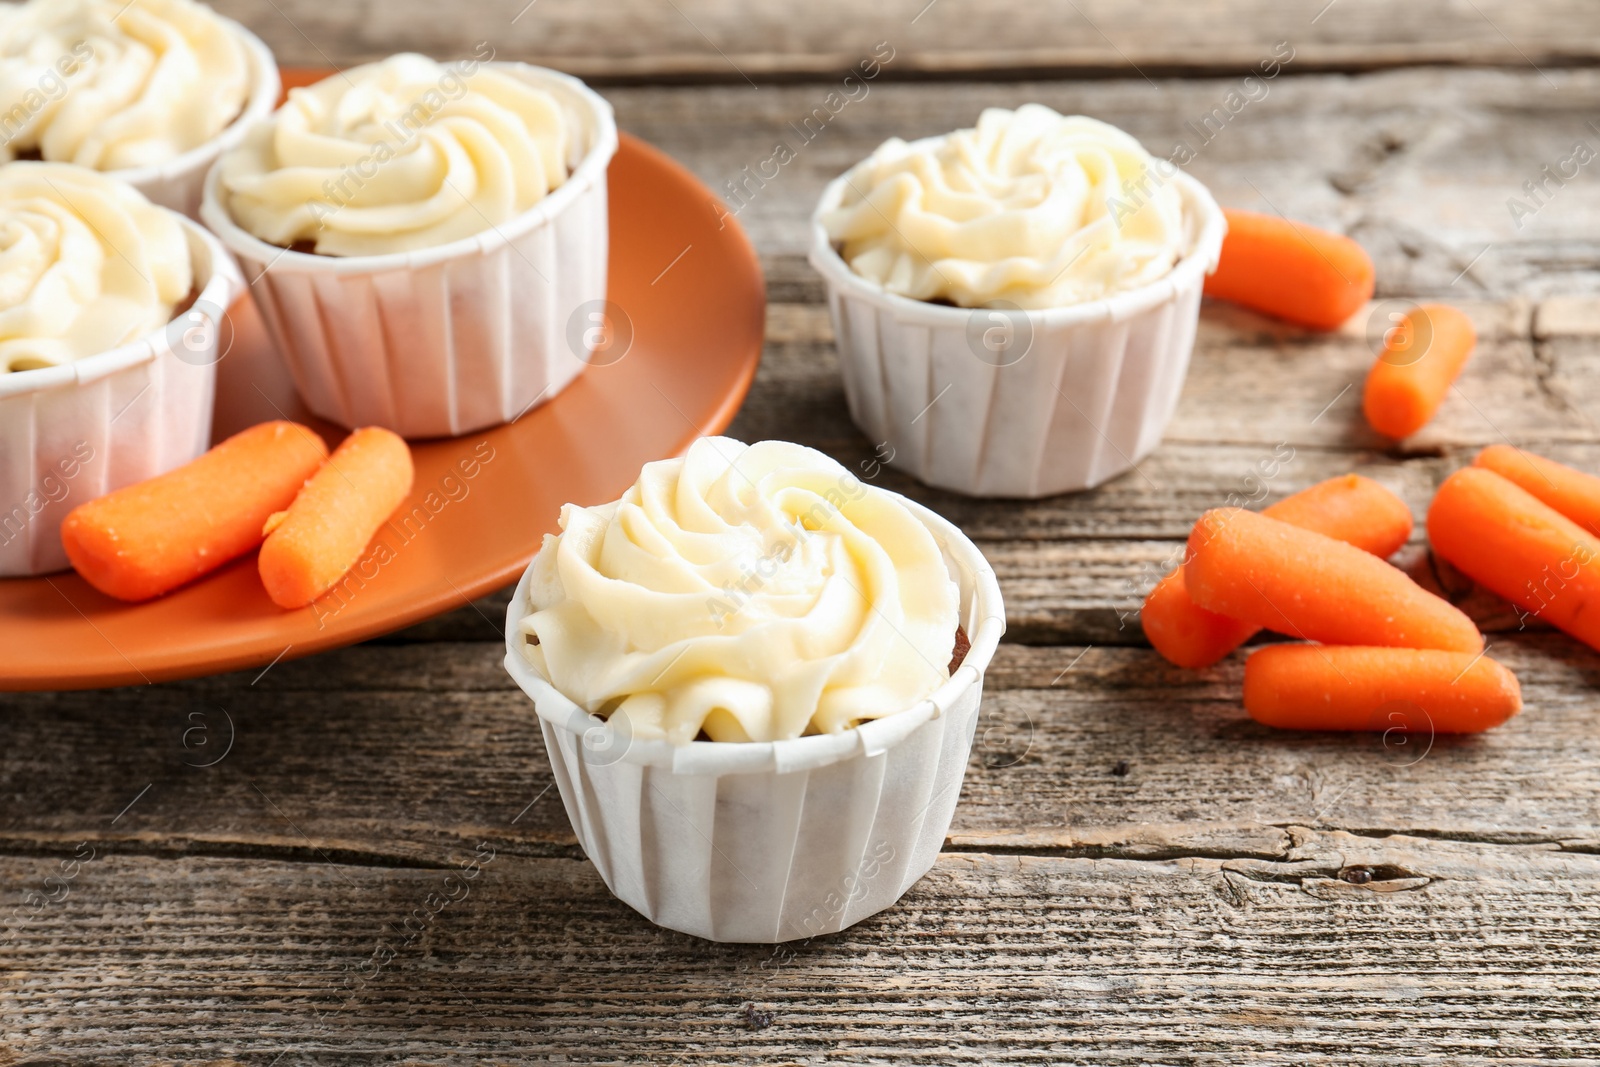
[5,8,1600,1064]
[210,0,1600,80]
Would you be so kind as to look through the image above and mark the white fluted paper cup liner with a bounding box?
[201,63,618,440]
[0,217,245,576]
[810,169,1226,498]
[503,497,1006,943]
[116,18,280,220]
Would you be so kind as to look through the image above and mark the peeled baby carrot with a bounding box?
[258,427,414,609]
[1142,572,1259,670]
[1143,474,1414,668]
[1243,645,1521,733]
[1428,466,1600,651]
[1184,508,1482,653]
[1474,444,1600,538]
[1262,473,1414,558]
[1362,303,1476,439]
[61,421,329,602]
[1203,207,1375,330]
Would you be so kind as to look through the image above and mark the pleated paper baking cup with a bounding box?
[117,18,280,220]
[0,218,245,577]
[810,170,1226,498]
[503,498,1006,943]
[201,64,618,440]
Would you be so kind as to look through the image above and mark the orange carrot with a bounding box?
[1362,303,1476,439]
[1243,645,1521,733]
[1203,207,1375,331]
[257,427,414,609]
[1141,571,1260,670]
[61,421,328,602]
[1473,444,1600,538]
[1428,466,1600,651]
[1143,474,1414,668]
[1184,508,1482,652]
[1262,473,1414,558]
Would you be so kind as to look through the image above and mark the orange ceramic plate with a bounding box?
[0,133,763,691]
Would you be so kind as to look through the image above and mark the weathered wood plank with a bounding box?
[208,0,1600,79]
[7,61,1600,1059]
[4,638,1597,867]
[602,69,1600,300]
[2,837,1598,1061]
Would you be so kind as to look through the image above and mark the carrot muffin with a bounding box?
[502,435,1005,942]
[216,52,579,257]
[0,0,250,169]
[0,161,241,576]
[809,104,1225,497]
[0,161,191,372]
[200,55,617,438]
[821,105,1188,310]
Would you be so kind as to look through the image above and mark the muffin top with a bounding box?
[0,162,191,373]
[518,437,961,745]
[822,105,1188,309]
[0,0,250,170]
[218,53,578,257]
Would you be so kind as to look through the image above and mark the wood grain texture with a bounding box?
[3,639,1597,870]
[602,70,1600,302]
[207,0,1600,79]
[2,837,1598,1062]
[7,61,1600,1062]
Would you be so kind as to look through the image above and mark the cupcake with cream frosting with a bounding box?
[0,161,242,576]
[811,104,1225,497]
[0,0,279,217]
[503,437,1005,942]
[0,162,192,372]
[202,53,618,439]
[218,52,576,257]
[518,436,962,744]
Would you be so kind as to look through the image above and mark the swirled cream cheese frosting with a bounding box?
[822,104,1187,309]
[0,162,191,373]
[0,0,249,170]
[518,437,961,744]
[218,52,578,257]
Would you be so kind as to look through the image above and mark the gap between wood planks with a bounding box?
[0,825,1593,871]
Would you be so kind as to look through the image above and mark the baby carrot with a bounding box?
[1362,303,1476,439]
[61,421,328,602]
[1243,645,1521,733]
[1473,444,1600,538]
[1143,474,1413,668]
[258,427,414,610]
[1428,466,1600,651]
[1262,473,1414,558]
[1141,572,1259,670]
[1202,207,1375,331]
[1184,508,1482,653]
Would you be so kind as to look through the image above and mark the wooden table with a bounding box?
[6,2,1600,1061]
